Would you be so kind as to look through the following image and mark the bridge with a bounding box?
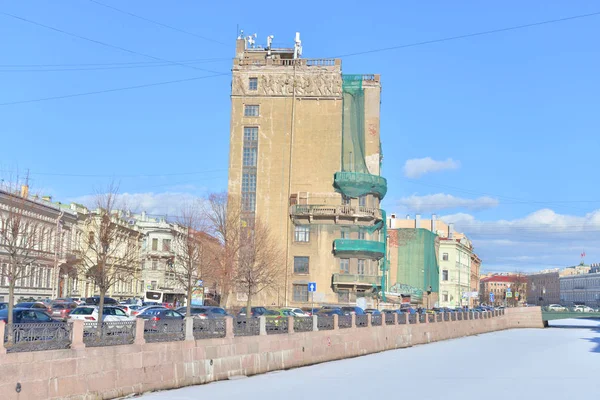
[541,309,600,324]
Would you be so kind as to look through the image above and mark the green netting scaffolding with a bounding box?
[341,75,368,174]
[391,228,440,295]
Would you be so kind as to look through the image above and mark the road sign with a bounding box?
[196,279,204,287]
[308,282,316,292]
[506,292,513,298]
[489,292,495,302]
[506,287,512,293]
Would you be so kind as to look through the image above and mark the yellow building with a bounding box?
[227,33,386,307]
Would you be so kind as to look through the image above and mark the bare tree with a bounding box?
[75,184,140,327]
[204,192,243,308]
[171,203,217,316]
[510,272,527,307]
[0,182,42,325]
[235,218,284,316]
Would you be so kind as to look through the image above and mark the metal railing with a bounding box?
[451,313,457,321]
[233,317,260,337]
[474,312,480,320]
[290,205,382,221]
[436,314,443,322]
[3,322,72,353]
[418,314,426,323]
[384,313,395,325]
[443,313,450,322]
[294,317,313,332]
[317,316,334,331]
[408,314,417,324]
[428,314,435,323]
[371,314,382,326]
[193,318,226,340]
[266,318,288,335]
[457,312,463,321]
[397,314,407,324]
[338,315,352,329]
[84,321,136,347]
[143,319,185,343]
[355,315,368,328]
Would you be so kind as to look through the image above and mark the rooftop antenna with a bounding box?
[293,32,302,59]
[246,33,257,48]
[267,35,274,57]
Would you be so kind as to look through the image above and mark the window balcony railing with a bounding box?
[332,273,380,287]
[289,205,382,224]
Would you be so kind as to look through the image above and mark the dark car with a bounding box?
[50,302,79,321]
[0,302,8,310]
[15,302,51,313]
[301,307,321,316]
[0,308,69,344]
[237,307,268,317]
[137,308,184,321]
[316,307,343,316]
[364,308,381,315]
[85,296,118,306]
[176,306,229,319]
[0,308,54,323]
[341,306,365,315]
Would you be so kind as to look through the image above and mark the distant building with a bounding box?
[526,271,560,306]
[560,263,591,276]
[480,274,527,307]
[559,270,600,307]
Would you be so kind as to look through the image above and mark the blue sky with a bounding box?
[1,1,599,272]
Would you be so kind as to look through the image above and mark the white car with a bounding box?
[282,308,310,317]
[68,306,135,322]
[574,305,594,313]
[547,304,568,312]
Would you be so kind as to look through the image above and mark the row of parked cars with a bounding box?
[546,304,599,312]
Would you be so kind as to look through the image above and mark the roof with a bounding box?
[480,275,526,283]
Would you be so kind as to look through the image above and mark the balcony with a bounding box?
[289,205,382,225]
[333,172,387,199]
[333,239,385,260]
[332,273,381,287]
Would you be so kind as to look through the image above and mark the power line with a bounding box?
[332,10,600,58]
[0,168,228,178]
[0,57,229,68]
[0,58,230,72]
[0,73,228,106]
[0,11,225,74]
[87,0,227,46]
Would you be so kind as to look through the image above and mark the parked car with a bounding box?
[0,308,54,323]
[340,306,365,315]
[50,302,79,321]
[547,304,568,312]
[364,308,381,315]
[0,302,8,310]
[263,309,295,327]
[15,301,51,313]
[131,305,167,317]
[281,307,310,317]
[315,307,343,316]
[300,307,321,316]
[68,306,134,322]
[176,306,229,319]
[574,305,595,313]
[137,308,184,321]
[237,306,269,317]
[84,296,119,306]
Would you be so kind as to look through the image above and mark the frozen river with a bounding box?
[140,318,600,400]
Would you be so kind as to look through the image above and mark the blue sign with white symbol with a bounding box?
[489,292,495,302]
[308,282,317,292]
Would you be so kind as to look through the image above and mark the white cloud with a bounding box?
[403,157,460,178]
[440,209,600,272]
[70,191,203,216]
[398,193,498,212]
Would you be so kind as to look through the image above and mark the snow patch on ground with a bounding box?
[140,320,600,400]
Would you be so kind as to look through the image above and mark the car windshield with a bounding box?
[16,302,35,307]
[71,308,94,315]
[211,308,226,314]
[52,304,66,309]
[265,310,280,316]
[141,309,162,316]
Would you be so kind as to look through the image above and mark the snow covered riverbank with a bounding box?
[141,319,600,400]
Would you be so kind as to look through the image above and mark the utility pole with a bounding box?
[52,211,64,299]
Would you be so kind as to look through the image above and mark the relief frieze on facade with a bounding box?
[233,72,342,97]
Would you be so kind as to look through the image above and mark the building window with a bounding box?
[358,231,366,240]
[294,256,309,274]
[242,173,257,193]
[340,229,348,239]
[359,195,366,207]
[294,225,310,242]
[442,270,449,281]
[244,105,259,117]
[293,284,308,302]
[357,259,365,275]
[162,239,171,252]
[249,77,258,91]
[88,231,95,245]
[338,289,350,303]
[151,238,158,251]
[342,195,351,205]
[443,253,448,261]
[151,281,157,290]
[340,258,349,274]
[242,193,256,212]
[244,127,258,141]
[243,147,257,166]
[152,260,158,270]
[442,291,448,302]
[46,268,51,288]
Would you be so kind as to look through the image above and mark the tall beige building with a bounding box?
[228,33,387,307]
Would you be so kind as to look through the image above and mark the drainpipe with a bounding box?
[52,211,65,299]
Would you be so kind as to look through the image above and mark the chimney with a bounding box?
[20,185,29,198]
[390,213,396,219]
[415,214,421,229]
[406,214,410,219]
[449,223,455,239]
[431,214,437,233]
